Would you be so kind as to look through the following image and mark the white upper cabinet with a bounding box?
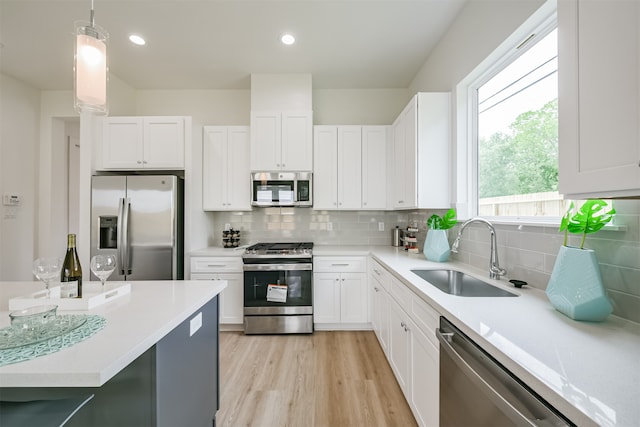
[313,126,339,209]
[558,0,640,198]
[391,93,450,209]
[202,126,251,211]
[250,111,313,171]
[314,125,388,210]
[362,126,388,210]
[313,126,362,210]
[100,116,185,170]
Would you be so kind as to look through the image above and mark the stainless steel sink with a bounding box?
[410,269,518,297]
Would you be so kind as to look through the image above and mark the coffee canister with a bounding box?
[391,226,403,247]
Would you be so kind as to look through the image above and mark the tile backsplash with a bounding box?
[210,200,640,324]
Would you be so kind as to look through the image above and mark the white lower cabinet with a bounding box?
[370,260,440,427]
[389,297,411,392]
[369,261,390,355]
[313,256,368,329]
[409,318,439,427]
[190,257,243,325]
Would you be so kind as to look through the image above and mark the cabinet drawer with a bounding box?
[314,257,366,273]
[190,257,242,273]
[390,277,413,309]
[411,295,440,346]
[369,258,391,291]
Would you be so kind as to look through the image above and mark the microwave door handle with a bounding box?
[436,329,538,426]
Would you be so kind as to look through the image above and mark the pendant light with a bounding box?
[74,0,109,115]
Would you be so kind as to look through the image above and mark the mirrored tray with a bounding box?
[0,314,87,350]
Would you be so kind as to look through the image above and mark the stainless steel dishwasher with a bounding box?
[437,317,574,427]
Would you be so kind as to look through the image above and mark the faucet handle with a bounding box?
[490,265,507,280]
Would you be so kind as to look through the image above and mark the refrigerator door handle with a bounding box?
[117,198,131,275]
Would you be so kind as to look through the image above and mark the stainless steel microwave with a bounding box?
[251,172,312,207]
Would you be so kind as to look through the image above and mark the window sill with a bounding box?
[463,216,627,232]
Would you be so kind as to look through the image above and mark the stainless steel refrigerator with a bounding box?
[90,175,184,281]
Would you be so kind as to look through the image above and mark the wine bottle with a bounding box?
[61,233,83,298]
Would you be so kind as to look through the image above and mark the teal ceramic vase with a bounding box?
[545,246,613,322]
[423,229,450,262]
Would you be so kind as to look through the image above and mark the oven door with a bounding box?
[243,263,313,315]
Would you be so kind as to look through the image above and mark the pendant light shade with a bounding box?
[74,2,108,115]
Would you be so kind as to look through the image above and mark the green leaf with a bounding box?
[562,200,615,249]
[441,209,458,230]
[427,214,442,230]
[427,209,457,230]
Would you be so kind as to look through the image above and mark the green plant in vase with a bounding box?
[424,209,457,262]
[560,200,616,248]
[547,200,615,322]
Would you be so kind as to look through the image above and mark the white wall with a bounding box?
[0,74,40,280]
[409,0,546,93]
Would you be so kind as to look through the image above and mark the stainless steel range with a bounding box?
[242,242,313,334]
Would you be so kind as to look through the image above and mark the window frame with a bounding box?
[455,2,558,225]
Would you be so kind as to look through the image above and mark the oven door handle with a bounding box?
[243,263,313,271]
[436,328,539,427]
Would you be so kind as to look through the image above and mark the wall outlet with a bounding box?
[327,222,333,231]
[378,222,385,231]
[190,312,203,336]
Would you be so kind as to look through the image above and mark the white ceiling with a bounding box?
[0,0,467,91]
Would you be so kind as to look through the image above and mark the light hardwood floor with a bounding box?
[217,331,418,427]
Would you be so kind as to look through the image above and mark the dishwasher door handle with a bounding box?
[437,328,538,426]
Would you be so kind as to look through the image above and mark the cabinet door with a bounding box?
[202,127,228,210]
[226,127,251,210]
[101,117,144,169]
[143,117,185,169]
[250,111,281,170]
[388,298,410,395]
[416,92,451,209]
[409,318,439,427]
[393,101,417,209]
[313,126,339,209]
[362,126,387,210]
[402,99,418,208]
[339,272,368,323]
[313,273,341,323]
[190,273,243,325]
[217,273,244,324]
[282,111,313,171]
[370,277,389,354]
[558,0,640,197]
[337,126,362,209]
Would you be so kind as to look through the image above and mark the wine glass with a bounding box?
[32,257,63,298]
[91,255,117,290]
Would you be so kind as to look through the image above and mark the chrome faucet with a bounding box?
[451,217,506,280]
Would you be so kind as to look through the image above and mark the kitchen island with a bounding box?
[0,280,226,426]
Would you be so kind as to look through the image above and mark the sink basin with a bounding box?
[410,269,518,297]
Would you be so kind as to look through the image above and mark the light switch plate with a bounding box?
[3,194,21,206]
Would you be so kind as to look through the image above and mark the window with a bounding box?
[455,3,565,221]
[477,28,559,217]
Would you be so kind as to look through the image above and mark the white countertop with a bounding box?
[189,246,246,257]
[0,280,226,388]
[318,245,640,427]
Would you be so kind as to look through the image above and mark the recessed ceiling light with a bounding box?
[129,34,146,46]
[280,33,295,45]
